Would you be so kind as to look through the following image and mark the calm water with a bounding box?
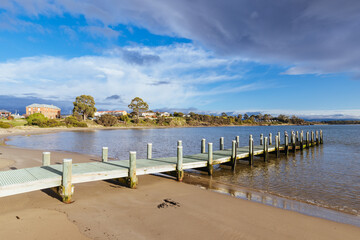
[7,125,360,223]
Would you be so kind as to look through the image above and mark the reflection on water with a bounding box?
[7,125,360,224]
[183,173,360,227]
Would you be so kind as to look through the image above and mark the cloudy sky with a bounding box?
[1,0,360,118]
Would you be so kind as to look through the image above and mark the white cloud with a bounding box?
[0,44,261,110]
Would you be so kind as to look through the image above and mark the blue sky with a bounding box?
[1,0,360,119]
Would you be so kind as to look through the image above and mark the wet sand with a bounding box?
[0,130,360,239]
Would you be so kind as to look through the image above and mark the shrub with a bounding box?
[96,114,118,127]
[7,116,14,120]
[0,121,11,128]
[46,119,65,127]
[27,113,48,126]
[65,116,87,127]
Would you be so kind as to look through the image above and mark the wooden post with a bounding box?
[176,146,184,181]
[177,140,182,146]
[147,143,152,159]
[285,134,289,156]
[316,131,319,145]
[292,132,296,153]
[236,136,240,148]
[102,147,108,162]
[306,131,310,148]
[231,140,237,170]
[311,131,314,145]
[263,137,268,162]
[275,135,279,158]
[278,132,281,145]
[320,130,323,144]
[201,139,206,153]
[42,152,50,166]
[296,131,299,143]
[249,135,254,166]
[269,133,272,145]
[207,143,213,176]
[300,131,304,150]
[220,137,224,150]
[260,134,264,145]
[60,159,73,203]
[128,151,138,188]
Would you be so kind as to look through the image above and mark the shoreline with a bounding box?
[0,128,359,239]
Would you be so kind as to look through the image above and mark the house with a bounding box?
[94,110,127,118]
[26,104,61,119]
[141,112,157,118]
[157,112,170,117]
[0,110,11,118]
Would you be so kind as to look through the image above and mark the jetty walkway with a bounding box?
[0,130,323,203]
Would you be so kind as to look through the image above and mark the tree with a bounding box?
[128,97,149,120]
[73,95,96,120]
[221,112,227,117]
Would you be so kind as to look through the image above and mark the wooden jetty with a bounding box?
[0,130,323,203]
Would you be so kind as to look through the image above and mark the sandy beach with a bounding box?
[0,128,360,239]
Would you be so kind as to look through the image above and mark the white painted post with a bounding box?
[285,134,289,156]
[231,140,237,170]
[311,131,315,145]
[275,135,279,158]
[42,152,50,166]
[320,130,323,144]
[220,137,224,150]
[269,133,272,145]
[263,137,268,162]
[278,132,281,145]
[128,151,138,188]
[249,135,254,166]
[201,139,206,153]
[102,147,108,162]
[316,131,319,145]
[306,131,310,148]
[236,136,240,148]
[177,146,184,181]
[207,143,213,176]
[177,140,182,146]
[300,131,304,150]
[60,159,73,203]
[147,143,152,159]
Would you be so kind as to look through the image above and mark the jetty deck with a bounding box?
[0,130,323,203]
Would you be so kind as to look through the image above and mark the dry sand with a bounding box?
[0,129,359,240]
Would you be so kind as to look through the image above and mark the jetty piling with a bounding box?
[128,151,138,188]
[320,130,323,144]
[263,137,268,162]
[285,133,289,156]
[269,133,272,145]
[311,131,315,145]
[236,136,240,148]
[207,143,213,176]
[260,134,264,145]
[220,137,224,150]
[201,139,206,153]
[147,143,152,159]
[102,147,108,162]
[316,131,319,145]
[59,159,73,203]
[42,152,50,166]
[249,135,254,166]
[176,146,184,181]
[275,135,279,158]
[300,131,304,150]
[231,140,237,170]
[306,132,310,148]
[292,132,296,153]
[277,132,281,145]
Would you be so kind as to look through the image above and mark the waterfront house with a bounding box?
[0,110,11,118]
[141,112,157,118]
[26,104,61,119]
